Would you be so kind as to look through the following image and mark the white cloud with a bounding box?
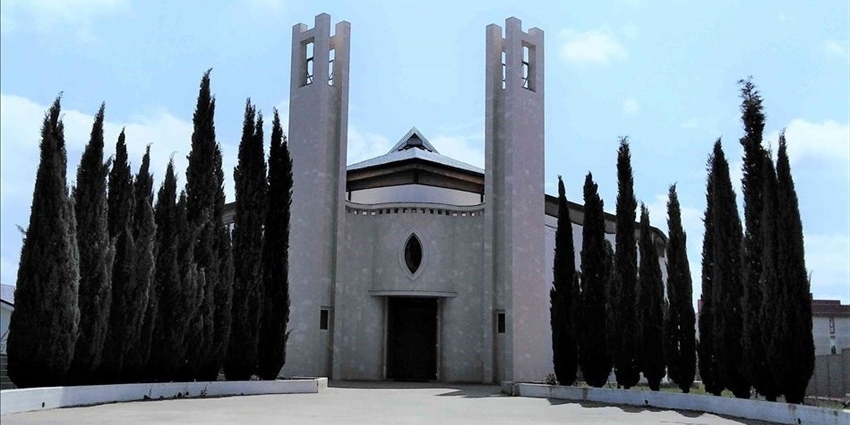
[559,27,627,65]
[765,119,850,173]
[429,132,485,169]
[1,0,128,38]
[620,24,639,40]
[347,127,393,165]
[681,118,700,129]
[824,40,847,58]
[622,98,639,114]
[778,13,787,21]
[804,233,850,303]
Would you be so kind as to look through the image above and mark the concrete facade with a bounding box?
[274,14,669,384]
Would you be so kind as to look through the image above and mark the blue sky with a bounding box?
[1,0,848,305]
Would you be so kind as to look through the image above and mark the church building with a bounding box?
[277,14,668,384]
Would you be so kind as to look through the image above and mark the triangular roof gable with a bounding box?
[388,127,439,153]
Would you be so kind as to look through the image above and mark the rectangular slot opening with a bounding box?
[497,312,506,333]
[328,48,335,86]
[521,44,533,91]
[320,308,329,330]
[304,41,315,86]
[500,51,506,89]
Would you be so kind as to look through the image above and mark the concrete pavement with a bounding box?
[2,381,771,424]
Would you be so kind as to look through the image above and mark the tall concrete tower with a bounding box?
[285,13,350,378]
[483,18,546,383]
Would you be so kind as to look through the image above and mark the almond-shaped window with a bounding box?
[404,234,423,274]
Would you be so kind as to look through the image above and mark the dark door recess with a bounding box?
[387,297,438,381]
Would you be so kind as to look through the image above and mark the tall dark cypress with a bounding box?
[577,172,611,387]
[603,239,617,372]
[758,150,782,401]
[258,109,293,380]
[612,137,640,389]
[124,147,157,381]
[737,77,773,399]
[698,149,723,395]
[8,96,81,388]
[200,138,234,381]
[774,134,813,404]
[183,69,221,380]
[664,184,696,393]
[176,190,204,381]
[147,160,186,381]
[226,101,267,380]
[637,204,665,391]
[710,139,750,399]
[101,130,149,383]
[68,104,115,385]
[550,176,577,385]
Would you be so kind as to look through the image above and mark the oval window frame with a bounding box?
[399,231,427,280]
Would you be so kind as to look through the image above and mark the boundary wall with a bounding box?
[1,378,327,416]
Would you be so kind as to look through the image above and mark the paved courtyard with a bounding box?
[3,381,770,425]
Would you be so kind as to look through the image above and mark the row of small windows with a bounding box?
[347,207,483,217]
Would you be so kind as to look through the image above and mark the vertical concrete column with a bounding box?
[484,17,545,384]
[286,13,350,379]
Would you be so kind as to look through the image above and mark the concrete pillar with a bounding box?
[484,17,545,384]
[285,13,350,379]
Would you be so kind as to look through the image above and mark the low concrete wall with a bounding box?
[510,382,849,425]
[0,378,328,416]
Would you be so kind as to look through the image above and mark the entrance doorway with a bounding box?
[387,297,438,381]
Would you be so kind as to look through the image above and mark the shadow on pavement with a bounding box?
[545,398,773,425]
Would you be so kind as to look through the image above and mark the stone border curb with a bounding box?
[0,377,328,416]
[506,382,848,425]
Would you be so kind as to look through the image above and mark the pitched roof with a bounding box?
[348,127,484,174]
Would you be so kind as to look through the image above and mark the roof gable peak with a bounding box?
[389,127,438,154]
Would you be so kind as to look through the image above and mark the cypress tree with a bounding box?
[197,138,233,381]
[550,176,577,385]
[612,137,640,389]
[147,160,186,381]
[99,131,133,381]
[603,239,617,374]
[737,77,774,399]
[710,139,750,399]
[774,134,814,404]
[664,184,696,393]
[176,190,204,381]
[183,69,222,380]
[226,100,267,380]
[8,96,81,388]
[577,172,611,387]
[124,147,157,381]
[101,130,150,383]
[258,109,293,380]
[637,204,665,391]
[67,103,115,385]
[758,150,782,401]
[698,150,723,395]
